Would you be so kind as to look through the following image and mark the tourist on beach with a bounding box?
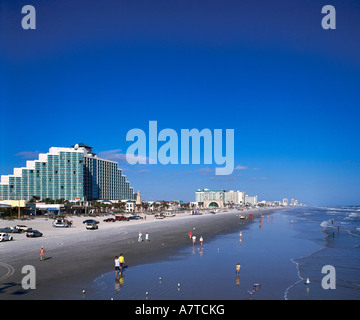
[199,236,203,247]
[40,246,45,261]
[138,231,143,242]
[115,256,120,276]
[145,232,150,241]
[192,235,196,245]
[119,254,125,275]
[188,231,192,239]
[236,263,241,275]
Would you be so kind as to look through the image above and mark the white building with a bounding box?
[195,188,226,208]
[195,188,226,204]
[123,199,135,212]
[225,190,245,206]
[245,195,258,206]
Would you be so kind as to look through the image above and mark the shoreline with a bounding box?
[0,208,279,299]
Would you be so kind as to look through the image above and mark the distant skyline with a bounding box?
[1,0,360,206]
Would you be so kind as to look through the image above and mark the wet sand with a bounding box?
[0,208,275,299]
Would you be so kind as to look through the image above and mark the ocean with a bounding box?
[88,206,360,300]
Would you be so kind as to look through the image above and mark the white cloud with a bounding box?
[137,169,152,174]
[15,151,40,159]
[234,165,248,171]
[196,167,214,175]
[98,149,149,164]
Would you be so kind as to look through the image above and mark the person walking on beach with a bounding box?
[199,236,203,247]
[138,231,143,242]
[145,232,150,242]
[236,263,241,275]
[119,254,125,275]
[192,235,196,246]
[115,256,120,277]
[40,246,45,261]
[188,231,192,239]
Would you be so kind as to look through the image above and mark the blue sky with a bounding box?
[1,0,360,205]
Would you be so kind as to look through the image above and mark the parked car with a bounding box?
[83,219,99,224]
[15,225,31,232]
[103,218,116,222]
[0,233,13,241]
[154,214,165,219]
[86,223,98,230]
[128,215,141,220]
[8,227,21,233]
[26,230,43,238]
[53,219,70,227]
[115,216,129,221]
[164,212,176,217]
[53,221,67,227]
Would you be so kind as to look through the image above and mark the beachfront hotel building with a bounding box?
[195,188,261,208]
[195,188,226,208]
[0,143,135,202]
[245,195,258,206]
[225,190,246,206]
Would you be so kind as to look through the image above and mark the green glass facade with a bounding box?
[0,144,135,202]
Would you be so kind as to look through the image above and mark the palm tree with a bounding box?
[141,202,149,212]
[160,201,169,212]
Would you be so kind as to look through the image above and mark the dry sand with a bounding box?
[0,208,276,299]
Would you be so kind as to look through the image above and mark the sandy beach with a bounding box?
[0,208,275,299]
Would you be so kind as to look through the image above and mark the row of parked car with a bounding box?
[154,212,176,219]
[103,215,143,222]
[82,215,145,230]
[0,225,43,241]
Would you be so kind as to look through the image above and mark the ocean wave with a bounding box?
[344,212,360,221]
[320,220,334,228]
[326,211,337,215]
[348,212,360,218]
[325,207,359,212]
[284,247,325,300]
[324,207,344,211]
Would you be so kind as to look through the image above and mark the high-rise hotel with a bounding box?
[0,143,135,202]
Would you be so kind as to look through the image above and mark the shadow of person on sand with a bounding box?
[42,257,52,261]
[0,282,30,296]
